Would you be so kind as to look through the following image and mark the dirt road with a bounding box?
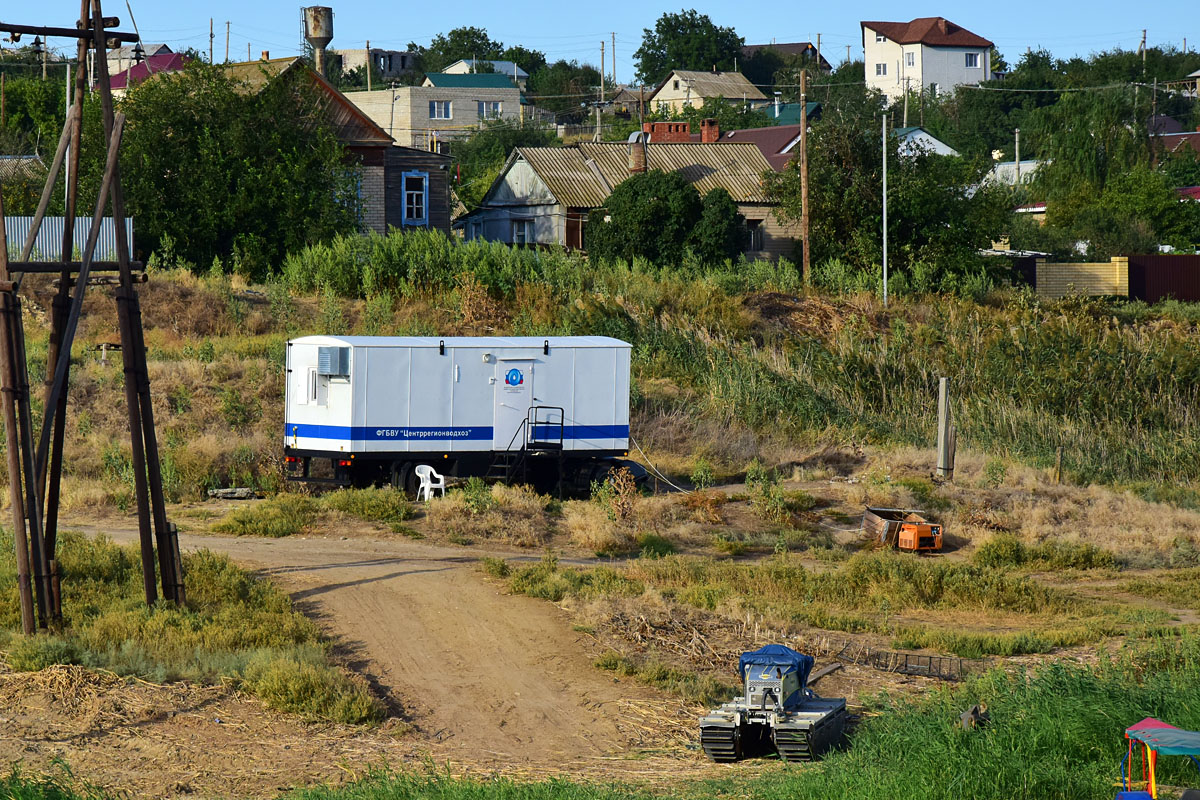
[94,522,677,766]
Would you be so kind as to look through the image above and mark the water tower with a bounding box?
[302,6,334,77]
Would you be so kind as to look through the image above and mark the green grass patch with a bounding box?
[594,650,734,706]
[1123,567,1200,611]
[0,532,382,724]
[213,488,415,537]
[500,551,1125,656]
[973,534,1118,571]
[321,487,415,524]
[213,494,318,537]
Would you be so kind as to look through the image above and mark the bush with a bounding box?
[0,534,380,724]
[241,647,384,724]
[322,488,414,525]
[213,495,317,537]
[689,457,715,490]
[974,534,1117,571]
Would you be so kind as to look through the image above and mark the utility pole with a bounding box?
[903,77,909,127]
[225,21,230,63]
[247,43,251,62]
[882,113,888,307]
[42,41,47,80]
[600,40,605,102]
[846,44,851,65]
[799,69,810,285]
[815,33,821,72]
[366,40,371,91]
[209,18,214,64]
[1015,128,1021,184]
[612,32,616,85]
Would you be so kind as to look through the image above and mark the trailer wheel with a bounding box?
[390,462,418,498]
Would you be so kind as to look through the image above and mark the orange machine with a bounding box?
[862,507,943,552]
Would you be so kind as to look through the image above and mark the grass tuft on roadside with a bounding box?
[0,533,383,724]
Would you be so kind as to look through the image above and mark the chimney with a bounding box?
[628,137,647,174]
[643,121,691,143]
[261,50,270,61]
[700,118,719,143]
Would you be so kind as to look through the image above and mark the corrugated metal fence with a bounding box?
[4,217,134,261]
[1128,254,1200,303]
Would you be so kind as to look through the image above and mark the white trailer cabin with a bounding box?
[284,335,635,492]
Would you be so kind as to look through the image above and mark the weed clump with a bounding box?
[0,534,383,724]
[214,494,317,537]
[974,534,1117,571]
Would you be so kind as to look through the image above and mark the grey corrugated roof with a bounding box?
[0,155,46,182]
[654,70,767,102]
[511,142,772,207]
[514,148,609,207]
[580,142,772,202]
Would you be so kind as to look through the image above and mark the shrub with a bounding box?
[974,534,1117,571]
[637,532,676,558]
[461,477,496,515]
[982,459,1008,488]
[241,647,384,724]
[213,495,317,537]
[321,488,414,525]
[6,636,82,671]
[690,457,715,490]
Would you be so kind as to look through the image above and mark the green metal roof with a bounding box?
[423,72,517,88]
[765,101,821,126]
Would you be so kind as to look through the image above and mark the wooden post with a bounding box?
[1054,446,1063,485]
[936,377,953,479]
[0,193,36,635]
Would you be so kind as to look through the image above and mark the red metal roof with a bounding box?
[861,17,993,48]
[1178,186,1200,201]
[110,53,190,90]
[719,125,803,171]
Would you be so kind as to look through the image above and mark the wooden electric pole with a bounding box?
[799,69,810,285]
[209,18,214,64]
[225,21,230,63]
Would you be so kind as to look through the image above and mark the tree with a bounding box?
[410,26,504,75]
[765,92,1010,288]
[634,10,743,86]
[526,60,601,121]
[692,188,748,263]
[665,96,770,131]
[83,62,360,274]
[586,171,747,266]
[500,45,547,76]
[586,170,702,265]
[451,120,559,210]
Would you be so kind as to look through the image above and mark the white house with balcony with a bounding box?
[862,17,992,101]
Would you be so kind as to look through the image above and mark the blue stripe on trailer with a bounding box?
[286,423,630,442]
[530,424,630,440]
[286,424,493,441]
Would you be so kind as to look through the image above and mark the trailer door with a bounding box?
[493,360,533,450]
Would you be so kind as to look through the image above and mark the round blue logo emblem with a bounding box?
[504,368,524,386]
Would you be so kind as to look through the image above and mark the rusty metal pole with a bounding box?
[0,195,36,635]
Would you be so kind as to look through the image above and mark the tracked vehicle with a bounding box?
[700,645,847,763]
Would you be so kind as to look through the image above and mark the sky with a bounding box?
[17,1,1200,83]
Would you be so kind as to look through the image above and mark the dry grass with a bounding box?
[424,483,556,547]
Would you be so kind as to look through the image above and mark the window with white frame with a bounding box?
[429,100,452,119]
[965,52,980,68]
[512,219,532,245]
[905,52,915,67]
[402,171,428,226]
[875,33,886,42]
[875,63,887,76]
[477,100,502,119]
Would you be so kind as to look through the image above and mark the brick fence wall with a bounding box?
[1035,257,1129,299]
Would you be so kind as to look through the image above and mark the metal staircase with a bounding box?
[486,406,565,489]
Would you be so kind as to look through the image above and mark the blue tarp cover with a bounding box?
[739,644,814,689]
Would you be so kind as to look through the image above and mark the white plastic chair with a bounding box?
[414,464,445,502]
